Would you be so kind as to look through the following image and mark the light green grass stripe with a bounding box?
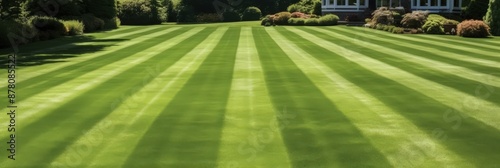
[0,27,202,141]
[268,28,469,167]
[284,27,500,131]
[347,27,500,58]
[53,27,229,167]
[314,27,500,88]
[216,27,291,168]
[331,27,500,69]
[414,34,500,51]
[13,26,167,83]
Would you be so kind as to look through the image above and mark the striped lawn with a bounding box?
[0,23,499,167]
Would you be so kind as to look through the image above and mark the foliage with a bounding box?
[176,5,196,23]
[392,27,405,34]
[401,11,429,28]
[376,24,387,30]
[457,20,491,37]
[291,12,307,18]
[103,17,121,30]
[0,20,37,48]
[165,0,178,22]
[196,13,221,22]
[484,0,500,35]
[30,16,67,40]
[0,0,23,20]
[427,14,448,23]
[288,18,306,25]
[261,15,276,26]
[222,10,241,22]
[83,0,118,19]
[274,12,292,25]
[82,14,104,32]
[304,18,319,26]
[365,18,372,23]
[22,0,85,19]
[319,14,339,26]
[63,20,84,36]
[443,19,460,25]
[422,20,445,34]
[312,1,322,15]
[287,0,321,14]
[371,7,394,25]
[287,4,303,13]
[242,6,262,21]
[462,0,489,20]
[119,0,162,25]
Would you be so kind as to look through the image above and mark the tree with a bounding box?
[83,0,117,19]
[462,0,490,20]
[484,0,500,35]
[0,0,23,20]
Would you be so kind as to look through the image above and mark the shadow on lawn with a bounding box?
[0,35,128,69]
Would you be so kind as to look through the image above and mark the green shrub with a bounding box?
[387,25,396,32]
[312,1,322,15]
[457,20,491,37]
[422,20,445,34]
[484,0,500,35]
[274,12,292,25]
[242,6,262,21]
[261,15,275,26]
[30,16,67,40]
[0,20,37,48]
[287,4,303,13]
[393,12,402,26]
[392,27,405,34]
[177,5,196,23]
[318,14,339,26]
[401,11,429,28]
[82,14,105,32]
[443,19,460,25]
[84,0,118,19]
[288,18,306,25]
[222,10,241,22]
[371,7,393,25]
[376,24,387,30]
[427,14,447,23]
[196,13,221,22]
[63,20,84,36]
[305,18,320,26]
[119,0,163,25]
[462,0,489,20]
[103,17,121,30]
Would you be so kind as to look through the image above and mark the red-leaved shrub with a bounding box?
[457,20,491,38]
[273,12,292,25]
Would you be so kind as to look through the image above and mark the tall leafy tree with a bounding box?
[83,0,117,19]
[1,0,25,20]
[484,0,500,35]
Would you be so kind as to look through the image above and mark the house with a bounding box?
[322,0,463,20]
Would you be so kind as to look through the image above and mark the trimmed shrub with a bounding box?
[84,0,118,19]
[242,6,262,21]
[376,24,387,30]
[291,12,307,18]
[177,5,196,23]
[119,0,162,25]
[30,16,67,40]
[422,20,444,34]
[457,20,491,37]
[427,14,447,23]
[287,4,303,13]
[63,20,84,36]
[401,11,429,28]
[392,27,405,34]
[312,1,322,15]
[82,14,105,32]
[222,11,241,22]
[0,20,38,48]
[387,25,396,32]
[196,13,221,22]
[261,15,275,26]
[365,18,372,23]
[371,7,394,25]
[318,14,339,26]
[288,18,306,25]
[443,19,460,25]
[274,12,292,25]
[305,18,320,26]
[103,17,121,30]
[484,0,500,35]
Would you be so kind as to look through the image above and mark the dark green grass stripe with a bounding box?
[278,27,500,166]
[303,27,500,105]
[123,27,239,167]
[344,27,500,62]
[255,27,392,167]
[0,27,218,167]
[331,27,500,74]
[413,34,500,53]
[0,27,186,107]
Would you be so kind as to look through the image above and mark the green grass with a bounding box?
[0,23,499,167]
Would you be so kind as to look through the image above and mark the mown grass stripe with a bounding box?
[305,27,500,104]
[413,34,500,52]
[287,26,500,131]
[0,27,200,141]
[347,27,500,58]
[274,27,469,167]
[0,25,170,100]
[329,27,500,70]
[261,27,392,167]
[49,27,226,168]
[123,27,237,167]
[216,27,291,168]
[282,27,500,165]
[0,27,212,167]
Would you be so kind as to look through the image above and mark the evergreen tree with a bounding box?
[484,0,500,35]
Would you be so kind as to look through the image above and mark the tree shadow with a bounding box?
[0,35,129,69]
